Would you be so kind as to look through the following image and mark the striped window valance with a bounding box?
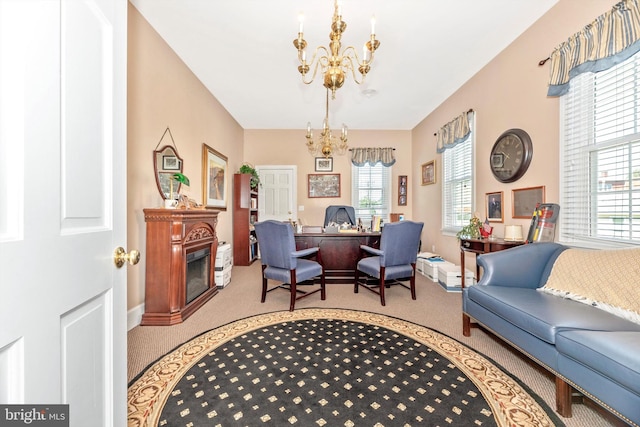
[436,111,472,154]
[350,147,396,167]
[546,0,640,97]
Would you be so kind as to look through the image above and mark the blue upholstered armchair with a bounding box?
[253,220,326,311]
[354,221,424,306]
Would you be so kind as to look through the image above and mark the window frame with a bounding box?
[441,116,475,235]
[351,162,392,226]
[559,50,640,249]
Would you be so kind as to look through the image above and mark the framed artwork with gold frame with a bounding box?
[421,160,436,185]
[202,144,228,210]
[486,191,504,223]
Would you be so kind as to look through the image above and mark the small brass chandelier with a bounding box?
[306,89,348,158]
[294,0,380,99]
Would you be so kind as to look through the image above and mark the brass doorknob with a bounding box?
[114,247,140,268]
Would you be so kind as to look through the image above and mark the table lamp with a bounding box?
[504,225,524,241]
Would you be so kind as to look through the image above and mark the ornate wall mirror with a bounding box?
[153,128,184,200]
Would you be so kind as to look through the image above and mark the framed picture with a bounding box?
[315,157,333,172]
[202,144,228,210]
[308,174,340,198]
[512,186,545,218]
[162,155,180,170]
[398,175,408,206]
[421,160,436,185]
[485,191,504,223]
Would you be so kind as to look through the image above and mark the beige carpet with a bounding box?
[128,262,616,427]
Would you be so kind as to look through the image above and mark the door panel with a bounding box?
[0,1,127,425]
[257,166,297,222]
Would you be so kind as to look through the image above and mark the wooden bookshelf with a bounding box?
[233,173,259,265]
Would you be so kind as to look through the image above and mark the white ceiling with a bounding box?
[130,0,559,130]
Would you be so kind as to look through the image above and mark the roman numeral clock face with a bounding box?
[490,129,533,183]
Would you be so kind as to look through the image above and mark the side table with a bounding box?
[460,237,525,336]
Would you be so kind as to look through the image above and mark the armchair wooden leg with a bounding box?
[379,266,386,306]
[289,270,297,312]
[320,269,326,300]
[261,265,268,303]
[354,269,360,293]
[410,269,417,300]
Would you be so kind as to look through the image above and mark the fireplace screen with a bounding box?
[186,247,210,304]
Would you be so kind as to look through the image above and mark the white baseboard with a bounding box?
[127,303,144,331]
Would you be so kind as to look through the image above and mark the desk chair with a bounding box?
[354,220,424,306]
[324,205,356,226]
[254,220,326,311]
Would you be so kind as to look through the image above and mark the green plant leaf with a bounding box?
[173,172,190,186]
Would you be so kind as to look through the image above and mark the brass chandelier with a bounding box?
[306,89,348,158]
[294,0,380,99]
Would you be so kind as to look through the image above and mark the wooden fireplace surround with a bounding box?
[142,208,219,326]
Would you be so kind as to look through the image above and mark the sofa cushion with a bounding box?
[556,330,640,395]
[467,285,640,344]
[539,247,640,324]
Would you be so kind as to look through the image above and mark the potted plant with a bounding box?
[456,215,481,240]
[238,163,260,189]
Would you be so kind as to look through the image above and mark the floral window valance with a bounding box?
[350,147,396,167]
[546,0,640,97]
[436,111,473,154]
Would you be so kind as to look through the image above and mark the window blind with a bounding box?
[560,49,640,247]
[442,116,475,234]
[351,163,391,225]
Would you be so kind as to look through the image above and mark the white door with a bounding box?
[257,166,297,222]
[0,1,128,426]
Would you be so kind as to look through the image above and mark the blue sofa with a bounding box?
[462,242,640,426]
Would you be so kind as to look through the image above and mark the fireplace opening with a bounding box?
[186,247,210,304]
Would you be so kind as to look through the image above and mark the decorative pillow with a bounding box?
[539,247,640,324]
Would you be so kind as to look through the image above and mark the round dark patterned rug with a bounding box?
[128,309,563,426]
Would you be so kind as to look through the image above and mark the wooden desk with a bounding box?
[295,232,381,283]
[460,237,525,336]
[460,238,525,286]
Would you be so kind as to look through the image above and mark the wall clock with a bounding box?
[490,128,533,183]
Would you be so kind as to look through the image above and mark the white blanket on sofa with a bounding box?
[539,247,640,324]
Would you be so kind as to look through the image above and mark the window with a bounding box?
[560,50,640,248]
[351,163,391,226]
[442,117,475,234]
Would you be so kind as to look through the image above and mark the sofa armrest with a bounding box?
[477,242,567,289]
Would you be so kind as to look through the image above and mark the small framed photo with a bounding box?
[315,157,333,172]
[308,174,340,198]
[162,155,180,170]
[421,160,436,185]
[512,186,545,218]
[486,191,504,222]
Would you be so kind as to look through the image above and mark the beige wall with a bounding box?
[127,0,616,312]
[127,3,243,310]
[244,130,412,226]
[411,0,615,268]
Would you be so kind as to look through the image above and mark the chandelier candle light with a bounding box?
[306,89,348,158]
[294,0,380,99]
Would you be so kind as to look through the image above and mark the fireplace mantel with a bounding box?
[141,208,219,326]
